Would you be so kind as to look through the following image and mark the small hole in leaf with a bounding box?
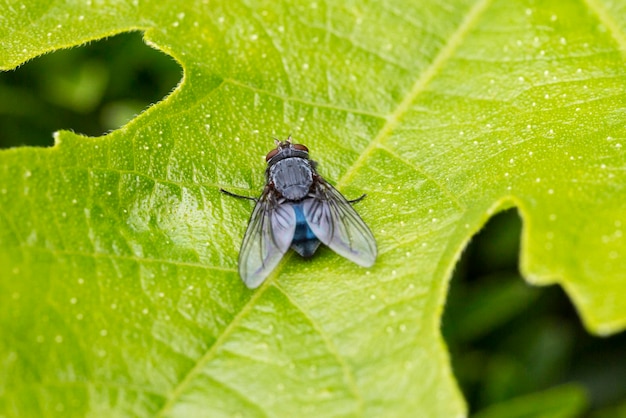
[0,32,181,148]
[443,210,626,415]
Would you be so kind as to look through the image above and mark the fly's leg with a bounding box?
[348,194,366,204]
[220,188,258,202]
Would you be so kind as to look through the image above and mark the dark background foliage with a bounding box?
[1,32,625,417]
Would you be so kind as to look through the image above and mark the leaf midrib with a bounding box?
[583,0,626,53]
[154,0,493,414]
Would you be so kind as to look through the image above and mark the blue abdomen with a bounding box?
[290,204,320,257]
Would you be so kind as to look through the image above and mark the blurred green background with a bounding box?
[1,33,625,417]
[0,32,180,148]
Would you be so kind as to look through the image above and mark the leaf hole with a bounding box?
[443,209,626,415]
[0,32,182,148]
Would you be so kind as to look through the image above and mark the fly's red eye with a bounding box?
[292,144,309,152]
[266,148,279,161]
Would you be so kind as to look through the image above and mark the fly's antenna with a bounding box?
[286,134,292,143]
[271,136,280,146]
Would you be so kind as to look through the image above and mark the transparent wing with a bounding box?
[239,190,296,288]
[303,179,377,267]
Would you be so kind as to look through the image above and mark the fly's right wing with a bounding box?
[238,190,296,288]
[303,179,377,267]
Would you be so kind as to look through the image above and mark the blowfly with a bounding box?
[221,136,377,288]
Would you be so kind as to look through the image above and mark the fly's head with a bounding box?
[265,136,310,166]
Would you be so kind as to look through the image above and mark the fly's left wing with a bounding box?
[238,190,296,288]
[303,179,377,267]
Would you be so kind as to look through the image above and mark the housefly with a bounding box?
[221,136,377,288]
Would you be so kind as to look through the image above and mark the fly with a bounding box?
[221,136,377,288]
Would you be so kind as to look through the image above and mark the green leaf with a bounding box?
[590,399,626,418]
[472,384,588,418]
[1,0,626,416]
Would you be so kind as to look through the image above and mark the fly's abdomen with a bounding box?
[290,203,320,258]
[270,157,313,201]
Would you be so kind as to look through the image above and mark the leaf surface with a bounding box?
[1,0,626,416]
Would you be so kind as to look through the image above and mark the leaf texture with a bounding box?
[1,0,625,416]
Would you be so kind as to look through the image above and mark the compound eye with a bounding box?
[266,148,279,161]
[292,144,309,152]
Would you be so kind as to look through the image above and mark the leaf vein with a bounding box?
[153,278,272,417]
[583,0,626,54]
[336,0,495,189]
[273,282,364,415]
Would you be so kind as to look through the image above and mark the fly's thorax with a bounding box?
[268,156,313,201]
